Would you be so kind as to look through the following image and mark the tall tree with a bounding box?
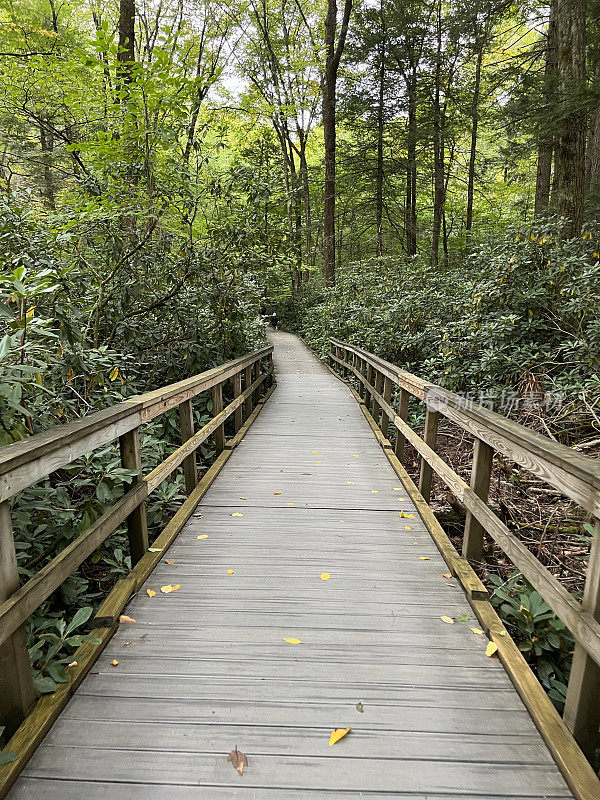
[553,0,586,235]
[322,0,352,286]
[534,0,558,215]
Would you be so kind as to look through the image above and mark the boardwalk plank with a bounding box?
[7,331,574,799]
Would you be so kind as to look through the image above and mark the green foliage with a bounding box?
[293,220,600,414]
[28,606,102,695]
[488,573,573,710]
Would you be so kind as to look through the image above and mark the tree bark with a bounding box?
[535,0,558,216]
[554,0,586,236]
[405,66,418,256]
[431,0,445,266]
[375,3,386,257]
[117,0,135,84]
[322,0,352,287]
[465,37,484,245]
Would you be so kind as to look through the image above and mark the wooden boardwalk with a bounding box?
[8,331,575,798]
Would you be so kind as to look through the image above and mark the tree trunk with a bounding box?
[405,67,418,256]
[322,0,352,287]
[554,0,586,236]
[117,0,135,84]
[465,38,484,246]
[431,1,444,267]
[299,139,313,269]
[535,0,558,216]
[376,4,386,257]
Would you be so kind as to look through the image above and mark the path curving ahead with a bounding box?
[8,331,573,798]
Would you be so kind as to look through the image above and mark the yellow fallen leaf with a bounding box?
[124,641,132,646]
[498,630,507,636]
[486,641,498,657]
[284,637,303,644]
[119,615,136,624]
[346,481,354,485]
[370,489,380,494]
[287,502,294,506]
[160,584,180,593]
[68,660,78,668]
[110,660,119,666]
[396,497,407,501]
[273,491,282,495]
[321,573,331,580]
[441,616,454,624]
[470,627,485,635]
[240,496,247,500]
[404,525,412,530]
[443,573,452,579]
[147,589,156,597]
[312,450,320,453]
[393,487,403,490]
[353,454,360,458]
[329,726,351,746]
[197,535,208,540]
[231,513,243,517]
[227,569,235,575]
[316,460,323,464]
[418,556,429,560]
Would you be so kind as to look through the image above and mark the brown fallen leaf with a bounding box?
[228,747,248,775]
[124,641,132,646]
[119,615,136,624]
[442,573,452,579]
[273,491,282,495]
[164,559,175,565]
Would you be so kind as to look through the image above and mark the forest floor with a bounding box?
[402,417,600,596]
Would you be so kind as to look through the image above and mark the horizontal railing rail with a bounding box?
[328,337,600,760]
[0,345,274,736]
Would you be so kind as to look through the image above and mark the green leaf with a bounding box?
[65,606,93,635]
[0,751,18,766]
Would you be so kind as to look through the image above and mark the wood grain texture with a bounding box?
[3,332,580,800]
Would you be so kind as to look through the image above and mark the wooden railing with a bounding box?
[0,345,274,735]
[329,337,600,760]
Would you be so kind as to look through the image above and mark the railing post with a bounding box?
[372,370,384,428]
[394,388,410,461]
[418,405,439,503]
[178,399,197,494]
[212,381,225,453]
[233,370,243,432]
[364,363,373,409]
[381,377,392,438]
[119,427,148,565]
[244,365,253,419]
[564,518,600,759]
[357,358,366,399]
[462,438,493,564]
[0,500,36,735]
[252,361,261,406]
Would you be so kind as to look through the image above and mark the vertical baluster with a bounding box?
[178,399,197,495]
[564,518,600,759]
[394,389,410,461]
[381,377,392,438]
[244,365,253,418]
[233,370,243,432]
[212,382,225,453]
[372,370,384,427]
[418,406,439,503]
[119,428,148,565]
[462,438,493,563]
[364,363,373,408]
[0,500,35,735]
